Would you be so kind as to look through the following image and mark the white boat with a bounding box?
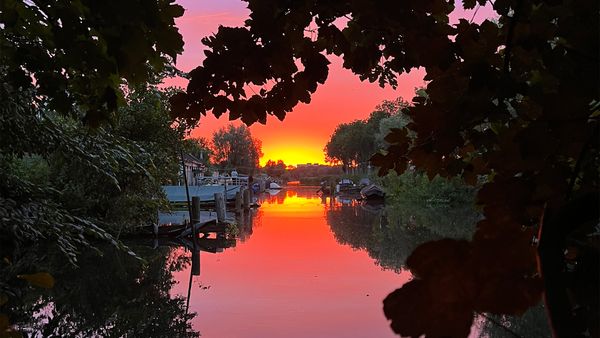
[163,172,249,202]
[267,189,281,196]
[269,182,282,190]
[162,184,241,202]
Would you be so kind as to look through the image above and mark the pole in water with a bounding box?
[191,247,200,276]
[179,148,193,236]
[235,191,242,213]
[243,188,251,209]
[191,196,201,239]
[214,192,226,223]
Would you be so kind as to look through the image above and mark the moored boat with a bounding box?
[336,178,360,194]
[163,172,249,203]
[162,184,241,202]
[269,182,282,190]
[360,184,385,200]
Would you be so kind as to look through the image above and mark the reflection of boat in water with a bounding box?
[360,200,385,213]
[360,184,385,200]
[266,188,281,196]
[336,196,355,205]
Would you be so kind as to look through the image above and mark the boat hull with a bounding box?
[360,184,385,200]
[162,185,241,202]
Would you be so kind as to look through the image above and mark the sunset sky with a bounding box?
[169,1,493,166]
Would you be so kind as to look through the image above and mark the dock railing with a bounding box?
[196,175,249,188]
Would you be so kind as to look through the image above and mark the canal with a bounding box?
[17,187,551,337]
[173,187,410,338]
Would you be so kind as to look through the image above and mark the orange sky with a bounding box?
[168,1,494,166]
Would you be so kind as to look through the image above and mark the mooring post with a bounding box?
[244,209,252,230]
[243,188,251,210]
[191,246,200,276]
[236,210,244,231]
[214,192,226,223]
[235,191,242,213]
[191,196,201,238]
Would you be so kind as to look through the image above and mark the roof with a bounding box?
[183,153,203,165]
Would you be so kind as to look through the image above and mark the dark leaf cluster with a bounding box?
[176,0,599,336]
[170,0,455,125]
[0,0,184,125]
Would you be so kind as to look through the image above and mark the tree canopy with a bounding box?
[169,0,598,336]
[263,159,286,177]
[0,0,185,125]
[210,124,263,173]
[183,137,213,167]
[1,2,191,334]
[324,100,409,171]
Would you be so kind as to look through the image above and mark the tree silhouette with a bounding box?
[211,124,263,173]
[170,1,599,336]
[1,0,184,125]
[1,2,188,333]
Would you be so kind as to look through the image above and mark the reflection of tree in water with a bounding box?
[7,244,199,337]
[384,198,481,240]
[326,198,480,272]
[326,201,380,262]
[326,198,552,337]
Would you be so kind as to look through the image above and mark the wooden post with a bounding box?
[235,191,242,213]
[191,247,200,276]
[236,211,244,229]
[214,192,226,223]
[243,188,251,210]
[191,197,201,223]
[244,209,252,231]
[191,196,201,238]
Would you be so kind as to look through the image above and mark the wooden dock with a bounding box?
[153,187,260,238]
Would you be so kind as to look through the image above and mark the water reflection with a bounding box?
[177,187,406,338]
[12,244,199,337]
[10,187,550,337]
[325,198,478,272]
[322,191,550,337]
[261,186,321,205]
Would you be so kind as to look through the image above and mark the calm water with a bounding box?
[17,187,550,337]
[172,187,410,338]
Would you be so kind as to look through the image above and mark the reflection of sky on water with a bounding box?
[172,187,409,338]
[169,187,547,338]
[16,187,548,337]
